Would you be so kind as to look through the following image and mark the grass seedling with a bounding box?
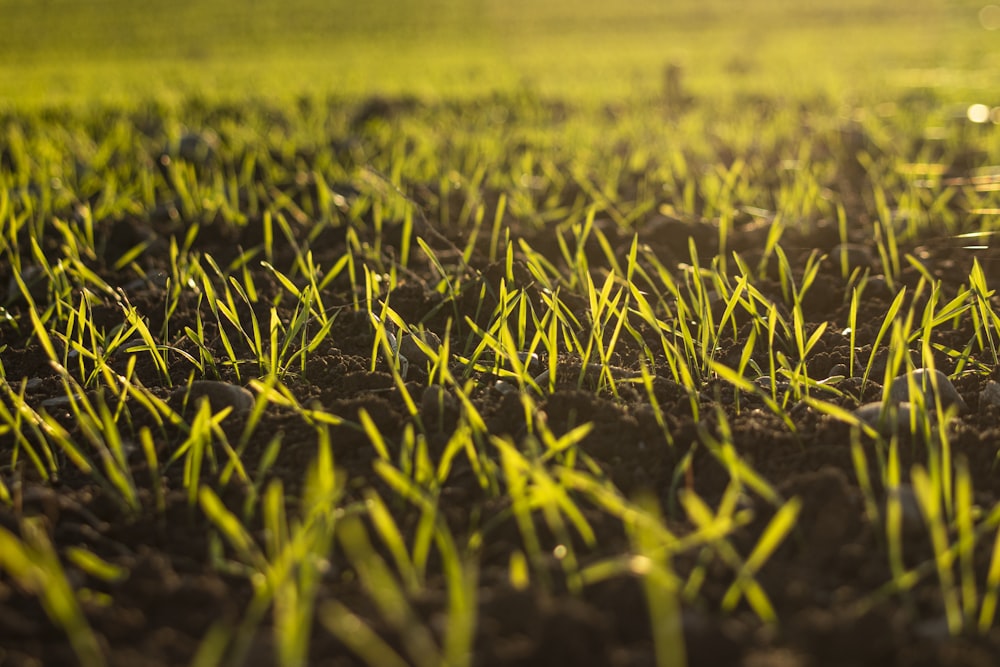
[978,504,1000,632]
[629,493,687,667]
[0,518,106,667]
[885,437,905,581]
[167,397,247,506]
[199,422,343,667]
[0,379,61,480]
[325,508,477,667]
[955,458,977,629]
[862,288,907,388]
[969,259,1000,364]
[872,184,902,290]
[849,425,881,527]
[488,416,597,595]
[911,464,962,634]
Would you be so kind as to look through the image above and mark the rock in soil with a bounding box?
[980,380,1000,410]
[853,401,917,434]
[171,380,254,414]
[887,368,968,413]
[399,329,443,367]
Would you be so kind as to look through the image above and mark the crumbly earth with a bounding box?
[2,99,1000,667]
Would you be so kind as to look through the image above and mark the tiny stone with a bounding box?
[517,351,540,374]
[753,375,790,393]
[40,394,83,410]
[494,380,518,395]
[789,400,811,418]
[173,380,254,414]
[864,275,894,300]
[828,363,849,378]
[836,376,870,399]
[398,330,442,366]
[531,370,551,390]
[853,401,917,435]
[122,271,168,294]
[887,368,968,413]
[115,335,149,354]
[980,380,1000,410]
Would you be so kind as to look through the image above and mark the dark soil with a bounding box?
[3,97,1000,667]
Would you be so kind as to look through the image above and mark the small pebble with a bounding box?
[398,330,442,367]
[40,394,85,410]
[828,363,849,378]
[532,370,552,389]
[887,368,968,413]
[863,275,895,301]
[494,380,518,395]
[517,352,540,374]
[172,380,254,414]
[853,401,917,435]
[121,271,168,294]
[753,375,790,393]
[114,335,149,354]
[980,380,1000,410]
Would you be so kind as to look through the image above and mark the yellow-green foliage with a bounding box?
[0,0,995,105]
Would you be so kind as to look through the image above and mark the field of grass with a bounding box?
[4,1,1000,666]
[2,0,999,105]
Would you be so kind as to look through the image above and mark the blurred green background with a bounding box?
[0,0,997,106]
